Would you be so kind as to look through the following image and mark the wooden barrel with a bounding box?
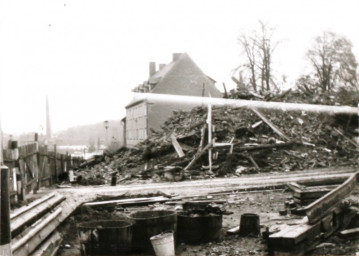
[130,210,177,253]
[177,213,222,244]
[77,220,133,255]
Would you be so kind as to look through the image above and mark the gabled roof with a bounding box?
[148,58,178,85]
[127,53,222,108]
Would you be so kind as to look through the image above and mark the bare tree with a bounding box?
[306,31,358,91]
[237,34,258,91]
[256,21,279,91]
[236,21,279,93]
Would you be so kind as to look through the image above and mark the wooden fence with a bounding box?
[2,141,83,203]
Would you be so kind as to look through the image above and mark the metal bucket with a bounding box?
[150,232,175,256]
[129,210,177,253]
[239,213,260,237]
[77,220,132,255]
[177,213,222,244]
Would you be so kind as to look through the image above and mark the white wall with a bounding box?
[126,101,147,146]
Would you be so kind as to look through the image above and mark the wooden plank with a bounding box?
[213,142,233,147]
[248,155,260,170]
[251,120,263,129]
[287,183,303,194]
[293,197,317,206]
[36,142,40,192]
[289,182,304,189]
[11,193,55,219]
[83,196,169,207]
[268,222,321,250]
[53,144,58,182]
[29,231,62,256]
[12,207,62,256]
[250,108,290,141]
[339,227,359,239]
[11,195,65,238]
[227,226,240,235]
[209,184,286,195]
[184,142,212,171]
[171,134,185,158]
[18,143,38,158]
[333,127,359,147]
[298,177,347,187]
[234,142,297,152]
[304,171,359,224]
[18,159,27,201]
[294,188,332,199]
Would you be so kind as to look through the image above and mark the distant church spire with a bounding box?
[46,95,52,143]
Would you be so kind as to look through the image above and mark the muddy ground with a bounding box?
[56,187,359,256]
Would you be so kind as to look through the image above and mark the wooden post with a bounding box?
[61,154,64,174]
[66,152,70,171]
[0,165,12,256]
[54,144,57,183]
[207,103,213,173]
[34,133,40,193]
[222,82,228,98]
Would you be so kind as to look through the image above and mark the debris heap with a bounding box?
[75,90,359,185]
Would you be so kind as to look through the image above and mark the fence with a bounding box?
[2,140,83,203]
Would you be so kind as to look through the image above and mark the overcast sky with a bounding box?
[0,0,358,134]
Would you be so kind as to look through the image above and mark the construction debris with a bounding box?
[268,171,359,255]
[72,90,358,185]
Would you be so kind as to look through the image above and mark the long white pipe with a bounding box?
[132,93,359,115]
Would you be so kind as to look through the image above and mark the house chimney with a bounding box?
[172,53,182,62]
[159,64,166,70]
[149,62,156,77]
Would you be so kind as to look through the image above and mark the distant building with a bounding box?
[125,53,222,147]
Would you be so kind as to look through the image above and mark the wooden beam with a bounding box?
[12,208,62,256]
[213,140,234,147]
[83,196,169,207]
[251,120,263,129]
[250,108,290,141]
[304,171,359,224]
[227,226,240,235]
[11,195,65,238]
[339,227,359,239]
[333,127,359,147]
[10,193,55,219]
[184,142,212,171]
[171,134,185,158]
[268,221,321,250]
[198,125,206,151]
[29,231,62,256]
[248,155,260,170]
[234,142,297,151]
[293,186,336,200]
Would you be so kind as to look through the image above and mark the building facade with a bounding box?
[125,53,222,147]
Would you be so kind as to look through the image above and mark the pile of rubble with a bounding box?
[74,90,359,185]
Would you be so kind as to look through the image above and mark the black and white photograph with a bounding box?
[0,0,359,255]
